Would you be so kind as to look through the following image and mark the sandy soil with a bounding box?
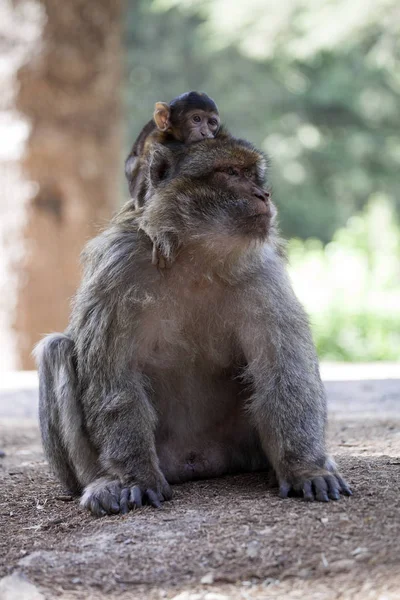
[0,369,399,600]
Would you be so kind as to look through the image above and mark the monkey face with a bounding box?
[206,165,274,240]
[179,109,220,143]
[139,137,275,260]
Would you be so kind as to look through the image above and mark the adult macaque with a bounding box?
[36,135,351,516]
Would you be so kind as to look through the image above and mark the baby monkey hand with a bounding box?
[152,243,173,270]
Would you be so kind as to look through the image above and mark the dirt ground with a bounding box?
[0,368,399,600]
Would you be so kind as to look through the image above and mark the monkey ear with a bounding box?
[153,102,170,131]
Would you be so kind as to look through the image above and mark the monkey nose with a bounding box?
[253,188,270,203]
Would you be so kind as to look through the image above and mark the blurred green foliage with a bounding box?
[288,196,400,360]
[124,0,400,360]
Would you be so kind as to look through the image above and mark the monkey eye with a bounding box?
[227,167,240,177]
[209,118,218,127]
[192,115,201,123]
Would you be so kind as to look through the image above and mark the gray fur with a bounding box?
[35,136,351,515]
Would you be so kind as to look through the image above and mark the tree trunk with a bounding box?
[0,0,122,370]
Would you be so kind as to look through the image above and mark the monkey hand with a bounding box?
[81,472,172,516]
[278,466,352,503]
[152,243,173,270]
[119,471,172,513]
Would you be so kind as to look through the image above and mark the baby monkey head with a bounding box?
[139,137,275,262]
[153,91,220,144]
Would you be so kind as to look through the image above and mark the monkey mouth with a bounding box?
[249,211,270,219]
[239,213,270,238]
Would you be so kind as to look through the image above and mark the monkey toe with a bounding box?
[119,487,131,514]
[161,479,173,501]
[119,480,172,512]
[129,485,144,509]
[325,474,341,500]
[81,479,122,516]
[334,474,352,496]
[145,489,163,508]
[280,471,352,503]
[312,476,330,502]
[300,480,314,502]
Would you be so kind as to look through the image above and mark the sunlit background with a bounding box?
[0,0,399,370]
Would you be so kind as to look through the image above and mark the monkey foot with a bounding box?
[278,470,352,503]
[80,478,122,517]
[81,475,172,516]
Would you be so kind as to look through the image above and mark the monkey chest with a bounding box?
[136,304,236,371]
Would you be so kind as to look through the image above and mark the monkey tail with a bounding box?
[34,334,99,495]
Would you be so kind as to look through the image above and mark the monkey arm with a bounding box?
[66,228,172,513]
[238,254,351,501]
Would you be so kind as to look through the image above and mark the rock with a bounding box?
[200,572,214,585]
[0,572,44,600]
[327,559,355,573]
[351,546,368,556]
[262,578,280,587]
[204,593,231,600]
[246,541,260,559]
[0,449,6,458]
[298,568,312,579]
[170,593,202,600]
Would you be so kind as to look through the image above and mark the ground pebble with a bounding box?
[246,541,260,558]
[327,559,355,573]
[170,593,202,600]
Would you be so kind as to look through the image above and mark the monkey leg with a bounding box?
[241,293,352,502]
[35,334,100,495]
[80,382,172,516]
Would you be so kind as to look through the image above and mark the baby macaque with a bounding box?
[125,91,222,267]
[153,91,220,143]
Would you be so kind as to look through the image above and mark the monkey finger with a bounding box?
[312,477,329,502]
[101,485,121,514]
[145,489,162,508]
[325,475,340,500]
[335,475,353,496]
[151,245,158,266]
[120,488,130,514]
[88,499,107,517]
[129,485,143,509]
[301,481,314,502]
[162,482,173,501]
[279,481,291,499]
[102,493,120,514]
